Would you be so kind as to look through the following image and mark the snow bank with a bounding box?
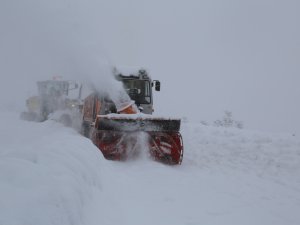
[1,110,300,225]
[0,112,103,225]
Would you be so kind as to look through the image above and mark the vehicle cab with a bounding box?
[115,69,160,114]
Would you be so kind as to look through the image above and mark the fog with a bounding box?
[0,0,115,104]
[0,0,299,134]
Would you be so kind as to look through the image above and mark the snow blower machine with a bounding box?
[81,69,183,165]
[21,78,82,127]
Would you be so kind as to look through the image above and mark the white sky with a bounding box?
[0,0,299,134]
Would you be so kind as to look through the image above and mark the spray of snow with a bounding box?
[0,0,128,111]
[125,132,151,161]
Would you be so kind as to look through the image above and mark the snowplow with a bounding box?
[21,78,82,127]
[81,69,183,164]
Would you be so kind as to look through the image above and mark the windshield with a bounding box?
[122,79,151,104]
[37,81,69,97]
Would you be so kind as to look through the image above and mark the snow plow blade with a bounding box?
[91,115,183,164]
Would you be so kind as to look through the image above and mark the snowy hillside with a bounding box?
[0,110,299,225]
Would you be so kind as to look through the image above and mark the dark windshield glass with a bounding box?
[122,80,151,104]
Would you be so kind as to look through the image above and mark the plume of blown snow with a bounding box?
[0,0,124,110]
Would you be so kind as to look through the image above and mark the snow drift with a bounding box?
[0,110,299,225]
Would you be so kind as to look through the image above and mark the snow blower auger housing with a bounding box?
[81,69,183,165]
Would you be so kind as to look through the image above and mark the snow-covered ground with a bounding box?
[0,110,299,225]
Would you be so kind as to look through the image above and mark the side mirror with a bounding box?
[153,80,161,91]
